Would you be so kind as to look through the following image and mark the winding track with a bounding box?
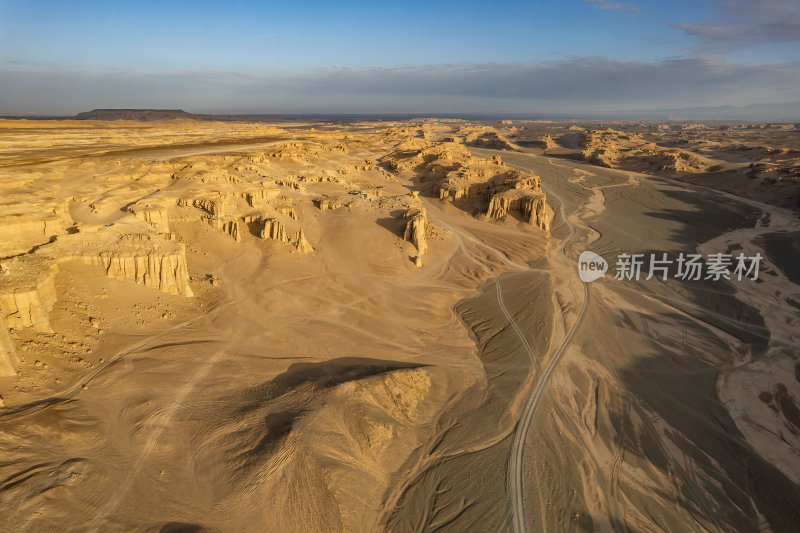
[507,183,589,533]
[400,152,592,532]
[468,148,593,532]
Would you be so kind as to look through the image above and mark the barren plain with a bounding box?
[0,118,798,532]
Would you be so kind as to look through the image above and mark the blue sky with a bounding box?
[1,0,799,114]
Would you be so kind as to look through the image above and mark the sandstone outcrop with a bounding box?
[0,315,18,377]
[178,195,238,218]
[487,175,553,231]
[315,196,351,211]
[465,130,517,151]
[383,140,552,233]
[0,223,195,378]
[0,201,70,258]
[242,215,289,243]
[243,187,281,208]
[205,217,242,242]
[581,130,624,167]
[129,203,170,233]
[178,194,248,241]
[63,231,194,297]
[580,128,708,174]
[262,218,289,242]
[402,208,428,257]
[633,149,708,173]
[0,254,59,333]
[294,229,314,254]
[532,134,556,150]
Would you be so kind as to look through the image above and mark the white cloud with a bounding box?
[1,57,799,114]
[583,0,639,12]
[673,0,800,46]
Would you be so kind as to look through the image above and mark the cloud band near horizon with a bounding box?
[2,56,799,115]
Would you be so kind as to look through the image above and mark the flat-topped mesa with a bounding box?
[402,208,428,259]
[0,201,71,258]
[0,225,195,376]
[62,231,194,297]
[0,254,59,333]
[486,175,554,231]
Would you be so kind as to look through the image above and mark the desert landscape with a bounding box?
[0,114,797,532]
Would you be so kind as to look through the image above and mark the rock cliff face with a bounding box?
[0,255,59,333]
[64,232,194,297]
[205,217,242,242]
[261,218,289,242]
[486,175,553,231]
[403,208,428,257]
[244,187,281,208]
[0,255,59,376]
[435,177,488,203]
[0,315,17,377]
[0,226,195,376]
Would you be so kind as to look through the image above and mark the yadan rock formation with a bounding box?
[0,254,59,333]
[486,175,553,231]
[403,207,428,264]
[383,140,553,231]
[1,117,799,533]
[62,231,195,297]
[504,122,799,210]
[457,126,518,151]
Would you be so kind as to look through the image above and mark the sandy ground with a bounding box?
[473,147,800,532]
[0,119,798,532]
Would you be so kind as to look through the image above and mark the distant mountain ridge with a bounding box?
[621,101,800,121]
[45,101,800,123]
[75,109,192,121]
